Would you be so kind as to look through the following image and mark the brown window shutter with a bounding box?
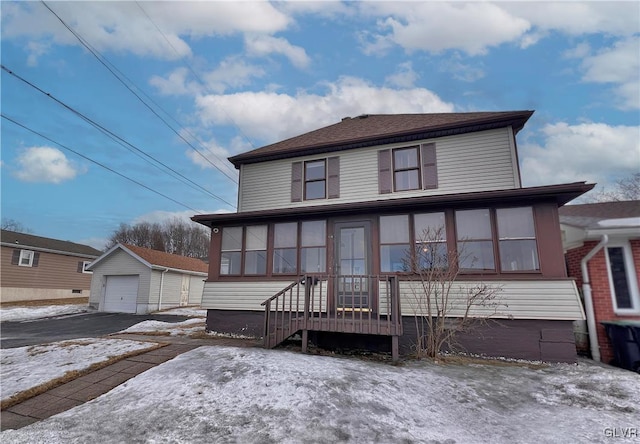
[291,162,302,202]
[378,149,392,194]
[32,252,40,267]
[327,156,340,199]
[11,250,20,265]
[77,261,84,273]
[421,143,438,189]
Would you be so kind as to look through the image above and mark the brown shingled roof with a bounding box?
[123,244,208,273]
[229,111,533,167]
[1,229,102,257]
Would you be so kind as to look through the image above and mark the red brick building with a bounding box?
[560,201,640,364]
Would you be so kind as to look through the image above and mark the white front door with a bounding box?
[103,275,139,313]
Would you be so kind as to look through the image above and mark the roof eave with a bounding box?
[192,182,594,228]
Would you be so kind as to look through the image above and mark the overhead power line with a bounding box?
[135,1,256,150]
[40,0,240,185]
[1,64,235,209]
[2,114,202,213]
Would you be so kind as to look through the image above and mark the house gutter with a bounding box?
[580,234,608,362]
[158,268,169,311]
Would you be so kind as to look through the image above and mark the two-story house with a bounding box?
[193,111,593,362]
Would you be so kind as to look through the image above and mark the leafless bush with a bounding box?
[406,227,505,359]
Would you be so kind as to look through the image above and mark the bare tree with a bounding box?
[1,218,32,233]
[406,227,505,359]
[106,219,209,258]
[586,173,640,202]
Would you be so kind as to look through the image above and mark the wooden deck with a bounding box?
[261,275,403,361]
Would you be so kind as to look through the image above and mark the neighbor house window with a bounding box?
[301,220,326,273]
[273,222,298,274]
[414,212,448,269]
[220,227,243,275]
[393,147,420,191]
[18,250,34,267]
[380,215,410,272]
[496,207,539,271]
[304,160,326,200]
[79,261,93,274]
[244,225,267,275]
[456,209,495,271]
[605,243,640,314]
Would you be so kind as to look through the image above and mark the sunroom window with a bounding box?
[244,225,267,275]
[456,209,495,271]
[273,222,298,274]
[414,212,447,269]
[220,227,242,275]
[380,215,410,272]
[496,207,539,271]
[301,220,326,273]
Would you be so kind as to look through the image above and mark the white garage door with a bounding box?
[104,275,139,313]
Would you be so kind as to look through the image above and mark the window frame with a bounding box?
[455,209,497,272]
[414,212,448,270]
[18,249,34,267]
[604,241,640,315]
[379,214,411,273]
[273,222,299,275]
[304,159,327,200]
[243,225,268,276]
[300,220,327,274]
[495,207,540,273]
[392,146,421,192]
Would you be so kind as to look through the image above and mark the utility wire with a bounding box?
[1,64,235,209]
[40,0,239,185]
[135,1,256,152]
[2,114,202,213]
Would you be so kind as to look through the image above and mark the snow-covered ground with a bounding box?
[1,338,158,402]
[0,305,88,322]
[2,346,638,444]
[153,307,207,317]
[119,318,206,336]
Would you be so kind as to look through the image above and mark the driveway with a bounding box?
[0,312,192,349]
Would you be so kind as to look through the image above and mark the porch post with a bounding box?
[392,336,399,362]
[302,329,308,353]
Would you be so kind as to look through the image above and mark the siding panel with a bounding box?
[239,128,518,212]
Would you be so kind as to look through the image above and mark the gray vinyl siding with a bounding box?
[239,128,518,212]
[203,279,584,321]
[189,275,205,304]
[149,270,183,307]
[89,249,150,308]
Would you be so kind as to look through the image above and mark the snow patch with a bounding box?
[0,305,88,322]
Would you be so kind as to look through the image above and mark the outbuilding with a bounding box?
[87,243,208,314]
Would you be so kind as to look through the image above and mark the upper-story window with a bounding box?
[305,160,326,200]
[394,148,420,191]
[291,157,340,202]
[379,143,437,194]
[605,242,640,314]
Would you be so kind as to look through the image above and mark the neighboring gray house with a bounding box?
[1,229,101,302]
[88,243,208,314]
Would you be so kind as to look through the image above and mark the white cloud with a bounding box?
[359,2,530,56]
[150,58,266,96]
[195,76,454,144]
[2,2,291,61]
[520,122,640,188]
[580,37,640,110]
[245,34,310,69]
[185,135,245,177]
[385,62,419,88]
[14,146,81,184]
[439,53,485,83]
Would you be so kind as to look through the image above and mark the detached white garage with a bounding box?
[87,243,208,314]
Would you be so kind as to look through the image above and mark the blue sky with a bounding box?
[1,1,638,250]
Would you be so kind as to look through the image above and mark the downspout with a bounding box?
[158,268,169,311]
[580,234,608,362]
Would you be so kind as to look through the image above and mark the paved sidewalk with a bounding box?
[1,335,261,431]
